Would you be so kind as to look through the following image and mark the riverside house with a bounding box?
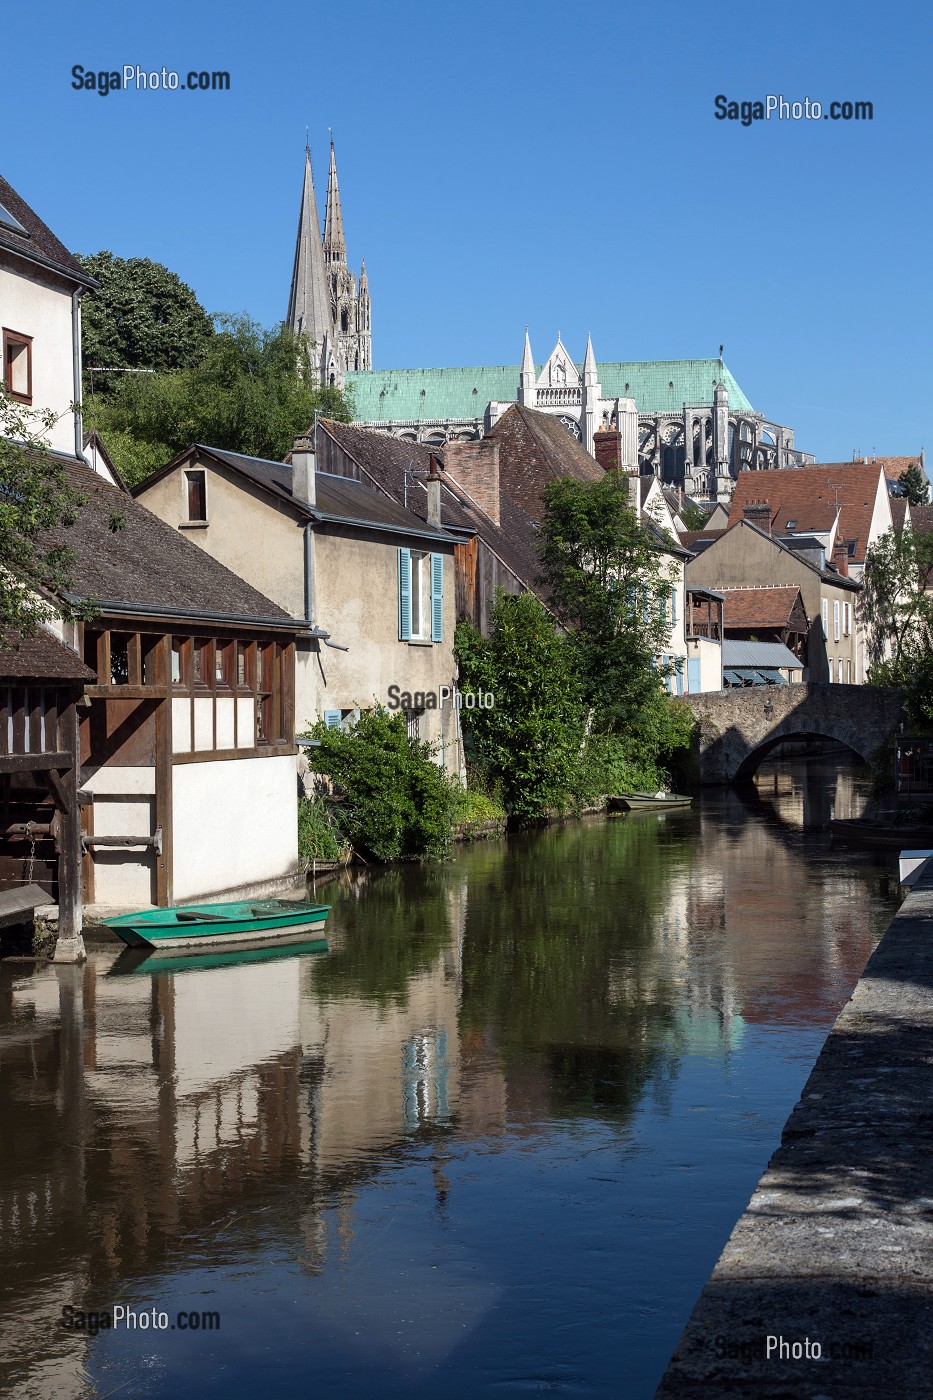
[132,441,464,771]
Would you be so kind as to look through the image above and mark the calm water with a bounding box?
[0,758,897,1399]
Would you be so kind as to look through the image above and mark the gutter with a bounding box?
[71,288,86,460]
[307,507,459,546]
[61,591,330,634]
[0,237,99,291]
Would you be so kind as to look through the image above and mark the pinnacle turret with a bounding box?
[323,140,347,267]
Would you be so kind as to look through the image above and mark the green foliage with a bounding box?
[297,794,342,865]
[864,527,933,728]
[0,390,84,635]
[303,708,456,862]
[538,473,680,735]
[679,499,713,530]
[78,251,213,391]
[897,463,930,506]
[85,315,353,487]
[455,594,587,823]
[453,788,506,825]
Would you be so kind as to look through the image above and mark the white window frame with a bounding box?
[833,600,841,642]
[838,658,844,683]
[821,598,829,638]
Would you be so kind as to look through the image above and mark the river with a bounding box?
[0,757,898,1398]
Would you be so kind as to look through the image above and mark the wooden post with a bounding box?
[52,700,85,962]
[154,634,174,906]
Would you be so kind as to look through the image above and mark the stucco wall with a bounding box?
[171,754,298,901]
[80,764,156,905]
[0,257,77,456]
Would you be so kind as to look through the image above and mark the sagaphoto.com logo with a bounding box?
[714,94,873,127]
[71,64,231,96]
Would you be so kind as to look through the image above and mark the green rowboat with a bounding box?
[608,792,693,813]
[103,898,330,951]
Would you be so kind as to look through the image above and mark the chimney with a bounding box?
[291,433,316,507]
[442,439,500,526]
[426,455,443,528]
[742,500,771,535]
[593,427,623,473]
[833,538,849,577]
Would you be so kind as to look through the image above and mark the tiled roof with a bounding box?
[49,455,292,622]
[346,359,754,422]
[819,457,922,484]
[486,405,604,520]
[722,639,802,669]
[718,587,807,630]
[890,498,909,534]
[679,529,724,553]
[196,444,455,544]
[910,504,933,534]
[728,463,885,564]
[0,626,96,682]
[0,173,96,287]
[316,420,543,590]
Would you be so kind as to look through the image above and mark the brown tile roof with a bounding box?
[47,455,293,623]
[485,404,604,520]
[0,173,95,287]
[316,420,543,592]
[0,627,96,683]
[679,528,724,554]
[728,463,885,564]
[910,504,933,534]
[818,456,921,484]
[717,587,807,630]
[890,498,909,533]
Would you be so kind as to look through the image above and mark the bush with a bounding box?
[297,795,342,866]
[453,788,506,825]
[303,708,456,862]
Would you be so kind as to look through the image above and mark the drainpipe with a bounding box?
[71,288,86,460]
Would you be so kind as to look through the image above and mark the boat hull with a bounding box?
[103,899,330,950]
[830,819,933,847]
[609,792,693,812]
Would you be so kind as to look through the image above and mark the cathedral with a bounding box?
[286,141,371,384]
[286,150,810,504]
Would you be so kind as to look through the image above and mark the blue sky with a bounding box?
[4,0,930,462]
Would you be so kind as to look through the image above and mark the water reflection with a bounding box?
[0,758,896,1399]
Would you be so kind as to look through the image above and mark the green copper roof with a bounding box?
[346,359,755,423]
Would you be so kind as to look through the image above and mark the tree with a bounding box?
[85,316,352,486]
[897,462,930,506]
[0,390,83,634]
[679,499,713,530]
[455,592,586,823]
[78,251,213,392]
[862,527,933,677]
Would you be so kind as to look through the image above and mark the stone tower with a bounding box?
[287,140,371,386]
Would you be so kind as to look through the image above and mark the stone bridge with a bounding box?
[682,683,905,784]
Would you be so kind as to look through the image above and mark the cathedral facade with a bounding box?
[286,141,371,385]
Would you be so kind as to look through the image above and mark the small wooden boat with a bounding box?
[830,818,933,847]
[609,791,694,813]
[103,898,329,951]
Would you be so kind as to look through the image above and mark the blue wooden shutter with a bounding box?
[398,548,411,640]
[430,553,444,642]
[687,657,700,694]
[323,709,342,729]
[671,585,677,625]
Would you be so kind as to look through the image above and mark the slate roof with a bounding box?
[193,444,457,545]
[346,359,754,422]
[0,627,96,683]
[316,420,543,590]
[717,587,807,630]
[48,454,294,623]
[722,639,802,669]
[486,404,605,520]
[728,463,886,564]
[0,173,96,288]
[678,530,723,554]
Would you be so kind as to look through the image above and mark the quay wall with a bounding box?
[655,871,933,1398]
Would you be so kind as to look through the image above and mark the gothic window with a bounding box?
[341,309,348,332]
[557,415,582,441]
[554,362,566,385]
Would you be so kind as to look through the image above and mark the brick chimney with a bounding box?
[426,454,443,528]
[833,538,849,577]
[593,427,623,473]
[443,439,501,526]
[742,501,772,534]
[291,433,316,507]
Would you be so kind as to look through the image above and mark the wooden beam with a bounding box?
[0,752,73,773]
[84,685,165,700]
[57,704,82,940]
[39,767,71,814]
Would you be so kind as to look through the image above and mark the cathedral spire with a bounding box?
[323,140,347,268]
[519,328,536,406]
[583,332,598,384]
[286,146,334,358]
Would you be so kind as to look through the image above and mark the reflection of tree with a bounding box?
[459,817,695,1121]
[312,867,456,1007]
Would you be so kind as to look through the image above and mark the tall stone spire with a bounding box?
[583,332,598,384]
[286,146,334,358]
[323,140,347,267]
[518,328,536,406]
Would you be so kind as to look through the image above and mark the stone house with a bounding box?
[685,517,862,684]
[132,442,464,771]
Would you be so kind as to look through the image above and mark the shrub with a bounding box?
[303,708,456,862]
[297,795,342,866]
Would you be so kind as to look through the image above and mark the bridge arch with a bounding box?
[682,683,904,785]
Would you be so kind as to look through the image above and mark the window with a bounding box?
[828,660,833,682]
[3,329,32,403]
[236,642,252,689]
[670,585,678,627]
[844,602,851,636]
[398,549,444,642]
[821,599,829,636]
[847,660,852,683]
[838,658,844,683]
[833,600,840,641]
[185,470,207,522]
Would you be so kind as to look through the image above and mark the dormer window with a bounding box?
[785,518,797,530]
[185,469,206,522]
[3,329,32,403]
